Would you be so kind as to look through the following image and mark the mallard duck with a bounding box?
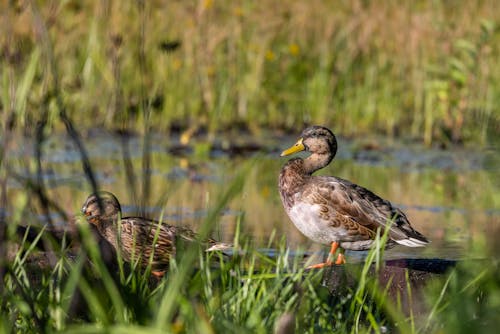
[279,126,429,268]
[81,191,231,277]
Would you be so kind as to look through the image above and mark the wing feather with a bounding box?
[302,176,428,244]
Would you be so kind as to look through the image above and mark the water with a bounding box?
[4,129,499,262]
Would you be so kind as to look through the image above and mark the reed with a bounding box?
[0,1,498,145]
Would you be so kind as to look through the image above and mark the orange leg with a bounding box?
[152,270,165,279]
[307,241,345,269]
[335,251,346,265]
[328,241,340,258]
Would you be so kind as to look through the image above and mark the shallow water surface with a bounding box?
[5,130,499,263]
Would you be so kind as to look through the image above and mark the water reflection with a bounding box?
[5,130,498,261]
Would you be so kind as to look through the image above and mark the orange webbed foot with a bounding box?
[152,271,165,279]
[306,241,346,269]
[307,261,334,269]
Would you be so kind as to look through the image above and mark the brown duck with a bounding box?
[81,191,231,277]
[279,126,429,268]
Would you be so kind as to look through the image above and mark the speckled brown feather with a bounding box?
[82,191,230,273]
[302,176,423,243]
[105,217,191,271]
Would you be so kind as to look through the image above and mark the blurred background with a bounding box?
[0,0,499,258]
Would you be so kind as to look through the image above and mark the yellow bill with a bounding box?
[280,138,305,156]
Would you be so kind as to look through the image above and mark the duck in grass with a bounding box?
[279,126,429,268]
[81,191,231,277]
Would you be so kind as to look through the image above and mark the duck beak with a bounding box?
[281,138,305,156]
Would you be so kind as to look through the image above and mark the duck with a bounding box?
[279,126,429,268]
[81,191,231,277]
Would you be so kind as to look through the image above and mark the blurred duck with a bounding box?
[279,126,429,268]
[81,191,231,277]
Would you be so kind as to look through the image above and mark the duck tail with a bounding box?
[394,235,430,247]
[205,242,234,252]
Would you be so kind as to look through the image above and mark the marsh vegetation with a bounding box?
[0,1,499,333]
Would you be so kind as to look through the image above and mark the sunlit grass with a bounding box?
[1,1,498,145]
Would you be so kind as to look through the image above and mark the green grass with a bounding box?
[2,184,499,333]
[1,1,499,145]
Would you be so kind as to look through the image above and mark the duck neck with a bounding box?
[97,218,120,247]
[303,152,333,175]
[279,159,308,207]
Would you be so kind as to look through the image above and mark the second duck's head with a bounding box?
[81,191,122,225]
[281,126,337,159]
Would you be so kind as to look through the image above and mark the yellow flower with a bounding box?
[233,6,244,17]
[206,65,215,77]
[261,186,270,198]
[289,43,300,56]
[172,58,182,70]
[202,0,213,10]
[265,50,276,61]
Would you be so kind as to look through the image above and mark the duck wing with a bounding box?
[304,176,429,246]
[119,217,186,268]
